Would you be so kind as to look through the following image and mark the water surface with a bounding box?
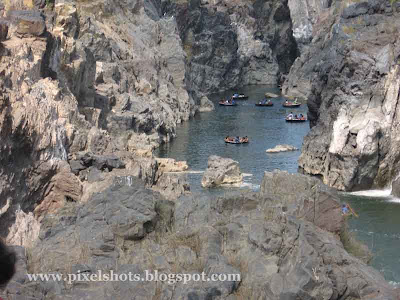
[341,192,400,285]
[157,85,309,193]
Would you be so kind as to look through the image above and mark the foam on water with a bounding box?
[240,182,260,190]
[242,173,253,177]
[349,189,392,197]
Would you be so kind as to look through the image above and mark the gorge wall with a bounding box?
[284,0,400,191]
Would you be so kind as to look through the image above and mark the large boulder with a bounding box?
[201,156,243,187]
[198,96,215,112]
[9,10,46,37]
[260,170,343,234]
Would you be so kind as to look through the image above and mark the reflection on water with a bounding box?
[156,85,310,194]
[341,192,400,284]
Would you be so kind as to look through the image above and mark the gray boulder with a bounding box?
[201,156,243,187]
[260,170,343,234]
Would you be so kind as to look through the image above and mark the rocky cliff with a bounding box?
[164,0,298,97]
[2,171,398,299]
[284,0,400,191]
[0,0,196,238]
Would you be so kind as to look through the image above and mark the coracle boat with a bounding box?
[255,101,273,107]
[224,136,249,144]
[285,116,307,122]
[282,102,301,107]
[219,100,237,106]
[232,94,248,100]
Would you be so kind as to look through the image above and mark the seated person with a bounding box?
[342,204,350,215]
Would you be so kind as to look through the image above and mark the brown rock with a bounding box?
[9,10,46,37]
[0,20,9,41]
[34,170,82,218]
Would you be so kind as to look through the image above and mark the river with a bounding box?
[156,85,400,285]
[157,85,309,193]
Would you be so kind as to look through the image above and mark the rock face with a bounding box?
[266,144,298,153]
[166,0,299,99]
[201,155,243,187]
[391,176,400,198]
[2,171,397,299]
[286,1,400,191]
[0,0,196,237]
[260,170,343,234]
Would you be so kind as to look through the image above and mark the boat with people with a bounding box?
[219,99,237,106]
[255,99,273,106]
[224,136,249,144]
[232,93,248,100]
[285,113,307,122]
[283,100,301,107]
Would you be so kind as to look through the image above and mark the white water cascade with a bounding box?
[347,172,400,203]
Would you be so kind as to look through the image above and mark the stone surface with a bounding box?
[198,96,215,112]
[286,0,400,191]
[166,0,298,103]
[266,144,298,153]
[9,10,46,37]
[155,158,189,173]
[201,155,243,187]
[260,170,343,234]
[391,176,400,198]
[2,171,397,300]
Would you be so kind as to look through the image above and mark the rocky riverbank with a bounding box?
[284,0,400,191]
[3,170,398,300]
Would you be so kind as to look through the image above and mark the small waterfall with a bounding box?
[53,125,68,161]
[347,171,400,201]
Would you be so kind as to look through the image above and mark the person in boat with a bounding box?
[342,204,350,215]
[235,136,240,143]
[294,98,298,104]
[285,100,289,105]
[294,114,298,119]
[287,112,293,119]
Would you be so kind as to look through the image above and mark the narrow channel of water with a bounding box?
[156,85,310,194]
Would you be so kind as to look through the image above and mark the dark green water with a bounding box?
[341,191,400,285]
[156,85,310,193]
[156,85,400,285]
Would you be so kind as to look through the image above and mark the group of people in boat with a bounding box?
[286,112,306,120]
[284,98,300,106]
[225,136,249,144]
[259,98,272,105]
[220,97,236,105]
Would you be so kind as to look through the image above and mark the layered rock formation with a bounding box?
[2,171,397,299]
[201,155,243,187]
[0,0,196,238]
[285,0,400,191]
[164,0,298,98]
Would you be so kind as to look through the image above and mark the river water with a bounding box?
[156,85,400,284]
[157,85,309,193]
